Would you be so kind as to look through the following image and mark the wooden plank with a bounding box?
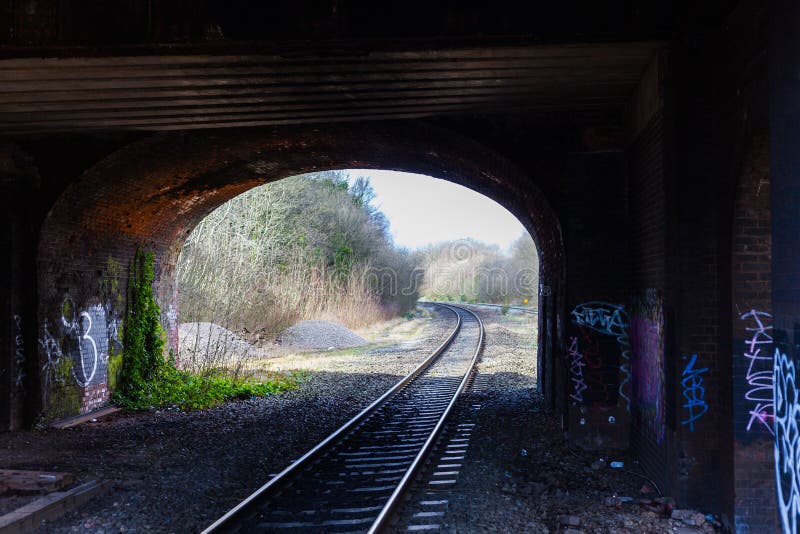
[0,81,633,113]
[0,480,108,533]
[0,471,73,495]
[0,57,649,84]
[0,65,645,94]
[0,76,636,107]
[49,406,120,430]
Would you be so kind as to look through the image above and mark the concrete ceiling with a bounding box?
[0,42,661,134]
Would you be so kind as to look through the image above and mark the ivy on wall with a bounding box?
[114,249,167,405]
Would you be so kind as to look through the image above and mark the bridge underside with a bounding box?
[1,1,798,532]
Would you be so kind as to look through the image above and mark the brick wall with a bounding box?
[627,112,669,491]
[770,5,800,532]
[0,143,39,430]
[730,135,776,531]
[562,151,632,444]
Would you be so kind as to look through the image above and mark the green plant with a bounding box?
[115,249,166,401]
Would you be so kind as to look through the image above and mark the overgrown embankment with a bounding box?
[177,171,418,343]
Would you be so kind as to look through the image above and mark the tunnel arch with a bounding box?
[36,121,565,417]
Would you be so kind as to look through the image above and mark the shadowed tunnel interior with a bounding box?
[3,1,800,532]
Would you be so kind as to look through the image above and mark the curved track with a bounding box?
[203,303,484,533]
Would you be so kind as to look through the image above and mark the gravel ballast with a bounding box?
[0,305,454,533]
[0,304,723,533]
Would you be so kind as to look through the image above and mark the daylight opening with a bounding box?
[174,169,539,402]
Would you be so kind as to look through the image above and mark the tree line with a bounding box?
[177,171,418,340]
[177,171,539,342]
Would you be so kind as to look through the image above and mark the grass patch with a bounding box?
[115,366,306,411]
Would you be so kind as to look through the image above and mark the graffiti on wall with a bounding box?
[39,297,113,396]
[774,348,800,534]
[60,300,109,388]
[13,314,25,389]
[568,336,587,403]
[741,310,775,435]
[577,324,612,405]
[38,318,63,401]
[680,353,708,431]
[570,302,631,410]
[630,290,666,443]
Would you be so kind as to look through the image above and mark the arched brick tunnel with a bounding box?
[36,122,565,418]
[5,1,800,531]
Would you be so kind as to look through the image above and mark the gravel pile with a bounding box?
[178,322,261,364]
[277,320,367,350]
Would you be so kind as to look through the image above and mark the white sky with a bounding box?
[347,169,527,251]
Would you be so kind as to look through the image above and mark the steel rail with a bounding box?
[420,299,537,315]
[367,303,484,533]
[202,302,466,534]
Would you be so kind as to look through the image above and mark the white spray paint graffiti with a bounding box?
[13,314,25,389]
[38,318,63,399]
[568,336,587,403]
[570,302,632,411]
[107,315,121,345]
[774,348,800,534]
[166,304,178,329]
[61,301,109,388]
[39,298,111,392]
[741,310,775,435]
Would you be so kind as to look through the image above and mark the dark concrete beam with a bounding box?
[0,42,662,134]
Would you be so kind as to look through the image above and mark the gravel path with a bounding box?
[0,305,455,533]
[401,304,722,534]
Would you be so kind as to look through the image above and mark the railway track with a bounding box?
[203,303,484,533]
[422,301,537,315]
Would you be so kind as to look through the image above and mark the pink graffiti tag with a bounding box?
[568,336,587,403]
[741,310,775,435]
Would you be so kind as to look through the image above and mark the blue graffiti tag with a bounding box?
[680,354,708,431]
